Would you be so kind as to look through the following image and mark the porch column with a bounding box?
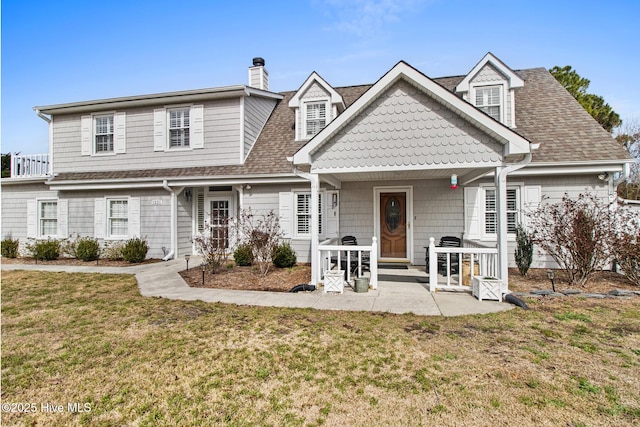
[494,166,509,289]
[310,173,321,286]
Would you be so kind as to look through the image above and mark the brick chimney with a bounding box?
[248,57,269,91]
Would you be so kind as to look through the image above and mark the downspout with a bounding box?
[495,143,539,289]
[288,157,320,286]
[162,179,177,261]
[34,109,53,176]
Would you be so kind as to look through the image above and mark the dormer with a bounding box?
[455,52,524,128]
[289,72,345,141]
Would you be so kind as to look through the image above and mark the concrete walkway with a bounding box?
[2,258,512,317]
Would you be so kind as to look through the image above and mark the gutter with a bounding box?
[162,180,176,261]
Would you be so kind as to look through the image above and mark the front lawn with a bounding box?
[2,270,639,426]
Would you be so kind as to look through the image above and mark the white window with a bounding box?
[475,86,501,121]
[108,199,129,238]
[305,102,327,137]
[94,115,114,153]
[39,200,58,237]
[484,188,518,235]
[169,108,190,148]
[295,192,323,236]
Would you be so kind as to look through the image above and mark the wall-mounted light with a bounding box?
[184,189,192,202]
[450,174,458,189]
[332,193,338,209]
[598,172,609,181]
[244,184,252,190]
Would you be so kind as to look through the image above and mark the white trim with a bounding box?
[455,52,524,93]
[288,72,345,109]
[373,186,413,263]
[35,198,59,239]
[471,83,506,124]
[478,182,524,241]
[239,96,245,162]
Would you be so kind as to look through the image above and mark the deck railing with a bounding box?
[318,237,378,290]
[428,237,498,292]
[10,154,50,178]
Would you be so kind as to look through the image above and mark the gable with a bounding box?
[311,79,503,172]
[470,62,507,84]
[301,81,330,100]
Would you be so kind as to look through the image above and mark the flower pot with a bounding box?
[471,276,502,301]
[354,277,369,293]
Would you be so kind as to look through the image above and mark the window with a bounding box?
[295,193,322,236]
[305,102,326,137]
[169,108,190,148]
[39,201,58,237]
[484,188,518,235]
[475,86,501,121]
[94,115,114,153]
[108,199,128,238]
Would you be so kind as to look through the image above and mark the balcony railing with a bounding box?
[318,237,378,290]
[10,154,50,178]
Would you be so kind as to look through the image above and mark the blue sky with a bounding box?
[2,0,639,155]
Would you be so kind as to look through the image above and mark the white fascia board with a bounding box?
[455,52,524,93]
[244,87,284,100]
[288,72,345,109]
[1,176,50,185]
[499,162,626,177]
[294,61,531,165]
[311,161,503,175]
[35,85,278,115]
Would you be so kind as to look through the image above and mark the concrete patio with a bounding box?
[2,258,512,317]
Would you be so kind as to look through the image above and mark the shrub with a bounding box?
[26,238,60,261]
[234,209,283,276]
[233,243,254,266]
[121,237,149,263]
[102,241,124,261]
[514,223,534,277]
[611,207,640,286]
[75,237,100,262]
[1,236,19,258]
[272,241,297,268]
[527,192,616,286]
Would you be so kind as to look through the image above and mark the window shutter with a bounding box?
[94,199,105,238]
[114,112,126,154]
[325,191,339,238]
[81,115,92,155]
[129,197,141,237]
[190,104,204,149]
[523,186,542,227]
[279,192,293,238]
[197,191,205,232]
[464,187,481,240]
[57,200,68,238]
[153,108,166,151]
[27,200,37,238]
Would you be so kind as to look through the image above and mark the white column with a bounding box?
[428,237,437,292]
[310,174,320,285]
[494,166,509,289]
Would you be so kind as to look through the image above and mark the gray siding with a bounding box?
[52,98,242,174]
[1,182,58,246]
[312,79,503,171]
[244,96,277,159]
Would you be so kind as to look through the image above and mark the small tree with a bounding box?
[194,208,230,273]
[235,209,283,276]
[527,192,615,286]
[514,223,533,277]
[611,207,640,286]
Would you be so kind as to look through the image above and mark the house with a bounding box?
[2,54,632,290]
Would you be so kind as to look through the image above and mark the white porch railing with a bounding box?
[10,154,50,178]
[428,237,498,292]
[318,237,378,290]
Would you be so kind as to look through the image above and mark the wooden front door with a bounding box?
[380,192,407,258]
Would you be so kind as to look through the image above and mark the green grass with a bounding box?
[2,270,640,426]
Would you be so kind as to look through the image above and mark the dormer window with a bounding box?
[475,86,501,121]
[305,102,327,137]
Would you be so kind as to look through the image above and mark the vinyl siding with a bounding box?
[244,96,277,159]
[52,98,242,174]
[1,182,58,246]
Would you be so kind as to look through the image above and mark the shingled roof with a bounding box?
[50,67,629,183]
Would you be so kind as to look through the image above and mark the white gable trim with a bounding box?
[288,72,345,110]
[455,52,524,93]
[293,61,531,165]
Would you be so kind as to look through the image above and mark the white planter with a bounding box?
[324,270,344,294]
[472,277,502,301]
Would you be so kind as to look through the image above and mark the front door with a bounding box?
[380,192,407,258]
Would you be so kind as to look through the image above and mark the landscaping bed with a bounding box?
[179,264,311,292]
[1,256,162,267]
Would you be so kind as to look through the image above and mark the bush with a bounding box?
[102,241,124,261]
[233,243,254,266]
[121,237,149,263]
[272,241,297,268]
[235,209,283,276]
[611,207,640,286]
[26,238,60,261]
[1,236,19,258]
[514,223,533,277]
[75,237,100,262]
